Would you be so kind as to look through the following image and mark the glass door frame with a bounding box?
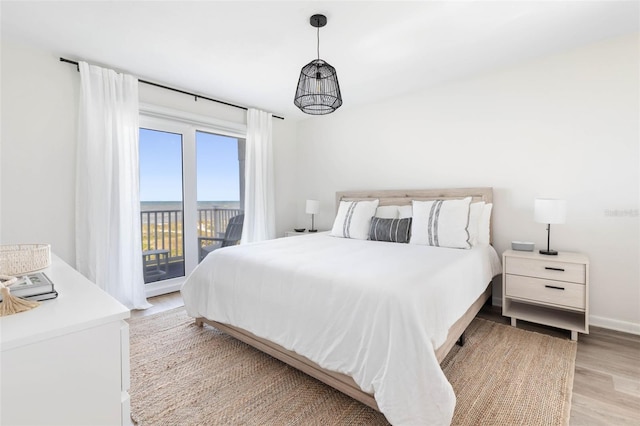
[139,105,246,298]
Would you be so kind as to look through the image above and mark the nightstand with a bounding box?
[502,249,589,341]
[285,230,318,237]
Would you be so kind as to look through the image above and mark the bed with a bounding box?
[181,188,501,425]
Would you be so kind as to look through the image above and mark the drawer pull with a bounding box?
[545,285,565,290]
[544,267,565,272]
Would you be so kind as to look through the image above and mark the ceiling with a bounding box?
[1,1,638,121]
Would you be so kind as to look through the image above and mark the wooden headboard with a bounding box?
[335,187,494,243]
[336,187,492,206]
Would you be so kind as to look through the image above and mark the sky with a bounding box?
[139,128,240,202]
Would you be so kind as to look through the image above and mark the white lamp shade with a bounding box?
[305,199,320,215]
[534,198,566,224]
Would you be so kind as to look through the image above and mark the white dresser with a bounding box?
[1,254,131,425]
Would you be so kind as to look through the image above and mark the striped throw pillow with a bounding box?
[330,199,379,240]
[368,217,412,243]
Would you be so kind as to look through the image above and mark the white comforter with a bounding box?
[181,233,501,425]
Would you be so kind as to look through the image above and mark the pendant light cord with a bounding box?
[317,26,320,61]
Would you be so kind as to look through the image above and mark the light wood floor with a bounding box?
[132,292,640,425]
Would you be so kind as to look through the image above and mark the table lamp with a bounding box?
[534,198,566,255]
[306,200,320,232]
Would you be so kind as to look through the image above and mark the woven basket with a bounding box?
[0,244,51,276]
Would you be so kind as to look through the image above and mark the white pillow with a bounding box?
[477,203,493,245]
[374,204,413,219]
[410,197,472,249]
[467,201,485,246]
[398,205,413,219]
[331,199,380,240]
[375,205,399,219]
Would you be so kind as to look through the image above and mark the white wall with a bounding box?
[0,38,298,267]
[1,39,79,264]
[294,34,640,332]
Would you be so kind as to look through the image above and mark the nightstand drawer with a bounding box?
[506,257,585,284]
[506,274,586,310]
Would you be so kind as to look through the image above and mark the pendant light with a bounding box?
[294,14,343,115]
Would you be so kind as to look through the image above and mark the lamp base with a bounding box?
[539,249,558,256]
[308,229,318,233]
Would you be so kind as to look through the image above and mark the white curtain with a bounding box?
[76,62,151,310]
[241,108,276,243]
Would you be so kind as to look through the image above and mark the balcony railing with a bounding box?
[197,208,243,239]
[140,207,243,282]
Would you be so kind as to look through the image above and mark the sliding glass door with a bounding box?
[196,131,243,263]
[139,128,185,284]
[138,113,245,296]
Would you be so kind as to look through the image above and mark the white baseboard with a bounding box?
[590,315,640,335]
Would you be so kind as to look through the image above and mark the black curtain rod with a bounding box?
[60,57,284,120]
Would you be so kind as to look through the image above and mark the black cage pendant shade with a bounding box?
[294,14,343,115]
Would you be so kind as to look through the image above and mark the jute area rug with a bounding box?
[129,308,576,425]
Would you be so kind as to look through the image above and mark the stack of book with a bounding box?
[0,272,58,302]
